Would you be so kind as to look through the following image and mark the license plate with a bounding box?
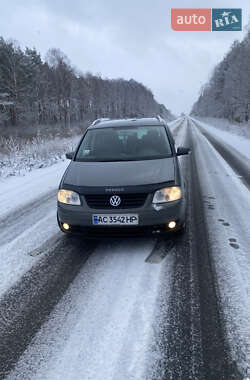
[92,214,139,225]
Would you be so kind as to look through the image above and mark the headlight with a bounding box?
[152,186,181,204]
[58,189,81,205]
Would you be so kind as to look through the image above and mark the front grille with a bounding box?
[84,193,148,209]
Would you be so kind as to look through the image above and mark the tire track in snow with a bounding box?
[6,239,164,380]
[0,191,56,246]
[149,119,241,379]
[0,235,96,378]
[187,120,241,379]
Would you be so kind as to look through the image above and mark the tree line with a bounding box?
[191,30,250,122]
[0,37,173,135]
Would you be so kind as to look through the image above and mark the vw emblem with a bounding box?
[110,195,121,207]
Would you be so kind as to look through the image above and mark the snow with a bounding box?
[196,117,250,140]
[0,160,69,221]
[189,119,250,375]
[0,135,80,179]
[191,117,250,161]
[7,239,174,380]
[0,210,60,296]
[0,160,69,297]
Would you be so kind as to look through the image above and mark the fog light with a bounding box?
[62,223,70,230]
[168,221,176,229]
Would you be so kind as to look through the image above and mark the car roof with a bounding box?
[88,117,168,130]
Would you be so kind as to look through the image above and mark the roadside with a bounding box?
[0,134,80,179]
[191,117,250,161]
[191,117,250,190]
[194,117,250,140]
[0,160,68,221]
[0,159,69,300]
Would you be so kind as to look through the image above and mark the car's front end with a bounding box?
[57,182,186,238]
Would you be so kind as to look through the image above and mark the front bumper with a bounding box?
[57,194,186,237]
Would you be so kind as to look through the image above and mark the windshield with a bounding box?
[75,126,172,162]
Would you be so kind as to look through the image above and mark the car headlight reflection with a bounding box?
[57,189,81,205]
[153,186,181,204]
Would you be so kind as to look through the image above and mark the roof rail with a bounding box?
[156,115,164,123]
[91,118,110,126]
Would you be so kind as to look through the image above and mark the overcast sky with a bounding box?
[1,0,250,115]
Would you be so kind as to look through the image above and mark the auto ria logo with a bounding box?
[171,8,242,31]
[212,9,242,31]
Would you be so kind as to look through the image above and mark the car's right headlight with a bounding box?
[152,186,182,204]
[57,189,81,205]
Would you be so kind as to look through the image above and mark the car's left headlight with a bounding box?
[152,186,182,204]
[57,189,81,205]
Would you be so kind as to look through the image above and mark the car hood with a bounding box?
[63,158,175,187]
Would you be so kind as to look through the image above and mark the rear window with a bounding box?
[75,125,172,162]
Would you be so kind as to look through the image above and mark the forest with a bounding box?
[0,37,173,137]
[192,30,250,122]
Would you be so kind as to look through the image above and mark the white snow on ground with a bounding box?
[189,119,250,375]
[196,117,250,139]
[0,160,69,220]
[191,117,250,161]
[0,160,69,296]
[7,239,174,380]
[0,135,80,179]
[0,207,59,297]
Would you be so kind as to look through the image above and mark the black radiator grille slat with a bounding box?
[85,193,148,209]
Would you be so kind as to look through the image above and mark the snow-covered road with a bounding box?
[189,118,250,376]
[6,239,168,380]
[0,117,249,380]
[0,161,69,296]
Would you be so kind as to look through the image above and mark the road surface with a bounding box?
[0,117,249,380]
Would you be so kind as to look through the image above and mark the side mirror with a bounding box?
[176,147,191,156]
[66,152,74,160]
